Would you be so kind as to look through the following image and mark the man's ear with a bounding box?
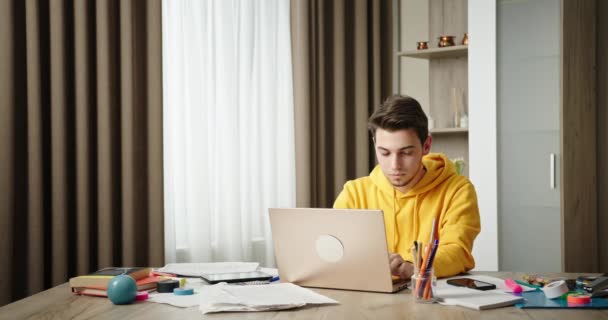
[422,135,432,155]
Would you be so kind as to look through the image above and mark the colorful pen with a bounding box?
[515,279,542,290]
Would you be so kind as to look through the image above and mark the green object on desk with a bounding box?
[515,280,542,290]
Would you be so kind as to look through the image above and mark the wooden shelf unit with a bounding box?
[430,127,468,134]
[398,45,468,59]
[396,0,469,176]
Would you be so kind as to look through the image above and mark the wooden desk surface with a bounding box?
[1,272,607,320]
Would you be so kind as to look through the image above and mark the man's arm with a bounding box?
[433,182,481,278]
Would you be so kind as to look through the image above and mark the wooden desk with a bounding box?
[1,272,607,320]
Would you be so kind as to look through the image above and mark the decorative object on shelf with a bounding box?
[450,87,468,129]
[461,33,468,45]
[459,90,468,129]
[459,113,468,129]
[438,35,455,47]
[428,116,435,130]
[417,41,429,50]
[451,88,460,128]
[452,158,466,175]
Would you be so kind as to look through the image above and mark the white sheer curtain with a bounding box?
[162,0,295,267]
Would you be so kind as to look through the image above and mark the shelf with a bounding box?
[430,127,468,134]
[397,45,468,59]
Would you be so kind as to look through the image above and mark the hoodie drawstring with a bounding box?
[413,194,419,240]
[393,191,423,253]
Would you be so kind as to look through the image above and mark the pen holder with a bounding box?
[411,269,437,303]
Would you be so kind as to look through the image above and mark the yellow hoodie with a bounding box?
[333,153,480,278]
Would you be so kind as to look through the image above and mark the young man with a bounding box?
[333,95,480,279]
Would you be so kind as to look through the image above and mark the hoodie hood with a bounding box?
[370,153,457,198]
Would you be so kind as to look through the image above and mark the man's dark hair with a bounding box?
[368,95,428,145]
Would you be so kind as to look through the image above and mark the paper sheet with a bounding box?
[199,283,338,314]
[146,277,205,307]
[148,292,201,308]
[156,262,259,277]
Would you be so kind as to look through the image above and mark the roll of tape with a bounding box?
[173,288,194,295]
[542,280,569,299]
[567,293,591,305]
[157,279,180,293]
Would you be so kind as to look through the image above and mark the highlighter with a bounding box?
[504,278,523,294]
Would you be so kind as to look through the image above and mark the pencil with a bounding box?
[417,242,422,270]
[423,239,439,299]
[416,243,432,297]
[412,241,418,273]
[429,218,437,243]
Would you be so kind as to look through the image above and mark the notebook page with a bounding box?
[157,262,259,276]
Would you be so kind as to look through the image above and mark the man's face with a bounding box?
[374,128,432,190]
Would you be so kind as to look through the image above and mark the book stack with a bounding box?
[69,267,161,297]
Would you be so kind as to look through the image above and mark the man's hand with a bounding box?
[389,253,414,279]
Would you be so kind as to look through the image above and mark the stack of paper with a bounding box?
[157,262,259,277]
[198,283,338,314]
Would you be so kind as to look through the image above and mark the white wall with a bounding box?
[468,0,498,271]
[399,0,430,115]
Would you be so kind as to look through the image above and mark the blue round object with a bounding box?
[174,288,194,295]
[107,275,137,305]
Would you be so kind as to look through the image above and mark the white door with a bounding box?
[497,0,561,272]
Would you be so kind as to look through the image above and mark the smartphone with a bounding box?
[201,271,273,284]
[446,278,497,291]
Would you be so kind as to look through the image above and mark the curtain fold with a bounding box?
[291,0,394,208]
[0,0,164,306]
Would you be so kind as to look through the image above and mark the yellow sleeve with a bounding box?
[433,182,481,278]
[333,182,356,209]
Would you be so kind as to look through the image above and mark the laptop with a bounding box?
[268,208,408,293]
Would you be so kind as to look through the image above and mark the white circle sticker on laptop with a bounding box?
[315,234,344,263]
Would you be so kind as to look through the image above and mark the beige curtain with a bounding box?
[0,0,163,306]
[291,0,393,208]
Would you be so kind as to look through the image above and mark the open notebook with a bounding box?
[435,275,526,310]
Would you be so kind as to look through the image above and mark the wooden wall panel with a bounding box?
[597,0,608,272]
[561,0,597,272]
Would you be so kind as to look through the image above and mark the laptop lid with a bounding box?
[268,208,407,293]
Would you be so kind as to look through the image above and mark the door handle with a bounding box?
[550,153,556,189]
